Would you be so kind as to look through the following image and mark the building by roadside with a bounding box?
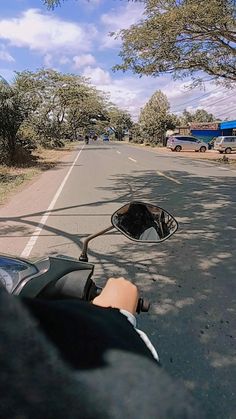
[190,120,236,142]
[165,120,236,145]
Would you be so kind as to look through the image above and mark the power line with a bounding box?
[196,93,235,108]
[170,87,221,111]
[215,107,236,118]
[171,92,236,113]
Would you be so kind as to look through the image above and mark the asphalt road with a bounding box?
[0,140,236,418]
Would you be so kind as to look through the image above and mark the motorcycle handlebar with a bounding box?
[39,271,150,313]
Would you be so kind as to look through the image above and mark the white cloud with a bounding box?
[0,44,14,62]
[43,53,53,67]
[190,87,236,120]
[80,66,236,121]
[82,0,103,9]
[100,2,144,49]
[73,54,96,69]
[59,56,71,65]
[0,9,97,54]
[101,2,144,30]
[167,80,236,120]
[81,71,165,119]
[83,66,111,85]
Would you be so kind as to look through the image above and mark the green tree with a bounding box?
[0,67,134,164]
[66,86,108,139]
[43,0,62,8]
[107,106,133,140]
[115,0,236,85]
[15,69,70,148]
[179,108,216,125]
[15,69,108,146]
[0,81,33,163]
[139,90,176,144]
[194,109,216,123]
[130,122,144,144]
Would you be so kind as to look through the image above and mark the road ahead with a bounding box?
[0,141,236,418]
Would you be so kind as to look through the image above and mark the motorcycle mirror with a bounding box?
[111,201,178,243]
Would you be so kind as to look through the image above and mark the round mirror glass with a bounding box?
[111,202,178,243]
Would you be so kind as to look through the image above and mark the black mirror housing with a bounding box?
[111,201,178,243]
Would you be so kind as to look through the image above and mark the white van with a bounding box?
[214,136,236,154]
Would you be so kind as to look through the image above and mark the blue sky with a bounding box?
[0,0,235,120]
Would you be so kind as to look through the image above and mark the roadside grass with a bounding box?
[0,166,39,204]
[0,141,81,205]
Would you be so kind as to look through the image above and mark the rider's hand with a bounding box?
[93,277,139,315]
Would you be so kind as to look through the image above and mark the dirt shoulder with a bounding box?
[0,142,81,205]
[126,142,236,164]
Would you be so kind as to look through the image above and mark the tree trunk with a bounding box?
[8,136,16,164]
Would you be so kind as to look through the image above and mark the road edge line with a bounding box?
[156,170,182,184]
[20,145,85,258]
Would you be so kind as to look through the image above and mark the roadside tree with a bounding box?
[139,90,176,144]
[0,81,35,164]
[15,70,109,146]
[179,108,217,125]
[114,0,236,86]
[107,106,133,140]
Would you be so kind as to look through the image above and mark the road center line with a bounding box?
[20,145,85,259]
[116,151,121,154]
[218,167,229,171]
[128,157,137,163]
[156,170,182,184]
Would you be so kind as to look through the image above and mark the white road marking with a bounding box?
[129,157,137,163]
[218,167,229,170]
[20,145,85,258]
[156,171,182,185]
[116,151,121,154]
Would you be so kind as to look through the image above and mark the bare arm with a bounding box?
[93,277,139,315]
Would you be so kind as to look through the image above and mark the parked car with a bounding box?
[214,136,236,154]
[167,135,207,152]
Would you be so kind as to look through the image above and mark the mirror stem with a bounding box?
[79,226,114,262]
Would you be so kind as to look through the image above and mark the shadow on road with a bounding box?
[97,169,236,419]
[82,146,111,151]
[0,168,235,418]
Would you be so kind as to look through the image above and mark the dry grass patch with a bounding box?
[0,166,39,204]
[0,141,81,204]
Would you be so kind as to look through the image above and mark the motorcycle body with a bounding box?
[0,201,178,313]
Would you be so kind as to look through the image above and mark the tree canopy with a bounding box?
[43,0,63,8]
[115,0,236,85]
[0,69,132,165]
[130,90,218,144]
[179,109,217,125]
[137,90,177,144]
[108,106,133,139]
